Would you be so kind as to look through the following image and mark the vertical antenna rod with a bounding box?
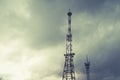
[66,9,72,54]
[84,56,90,80]
[62,9,75,80]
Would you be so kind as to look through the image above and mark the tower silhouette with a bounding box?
[62,9,75,80]
[84,56,90,80]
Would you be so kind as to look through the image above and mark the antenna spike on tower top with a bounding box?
[86,55,89,62]
[85,55,90,80]
[86,55,90,64]
[67,9,72,16]
[69,9,71,12]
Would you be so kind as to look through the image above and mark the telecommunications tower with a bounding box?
[62,9,75,80]
[84,56,90,80]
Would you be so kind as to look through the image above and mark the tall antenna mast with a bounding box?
[62,9,75,80]
[84,56,90,80]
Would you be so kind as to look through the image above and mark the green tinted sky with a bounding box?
[0,0,120,80]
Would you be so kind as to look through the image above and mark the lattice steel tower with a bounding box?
[84,56,90,80]
[62,9,75,80]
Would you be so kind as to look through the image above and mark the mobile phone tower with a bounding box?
[62,9,75,80]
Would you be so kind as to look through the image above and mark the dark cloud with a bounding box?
[91,39,120,80]
[67,0,120,16]
[72,0,105,13]
[75,26,120,80]
[0,0,120,80]
[19,0,120,50]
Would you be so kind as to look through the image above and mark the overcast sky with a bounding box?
[0,0,120,80]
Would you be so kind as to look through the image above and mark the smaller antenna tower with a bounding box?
[84,56,90,80]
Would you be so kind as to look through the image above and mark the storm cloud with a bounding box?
[0,0,120,80]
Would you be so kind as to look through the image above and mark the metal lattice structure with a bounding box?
[62,9,75,80]
[84,56,90,80]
